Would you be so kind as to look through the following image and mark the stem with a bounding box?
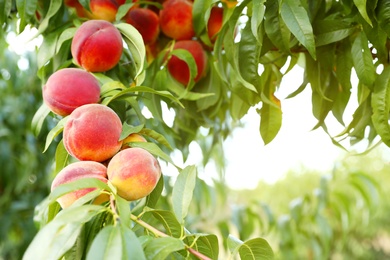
[130,214,212,260]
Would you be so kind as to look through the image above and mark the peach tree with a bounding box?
[1,0,390,259]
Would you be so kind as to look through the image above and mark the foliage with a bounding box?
[2,0,390,259]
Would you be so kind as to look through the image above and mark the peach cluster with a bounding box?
[64,0,227,86]
[45,16,161,208]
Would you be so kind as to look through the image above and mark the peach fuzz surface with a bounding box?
[107,148,161,201]
[159,0,195,40]
[42,68,100,116]
[51,161,109,209]
[167,40,207,85]
[63,104,123,162]
[124,7,160,45]
[121,133,147,149]
[71,20,123,72]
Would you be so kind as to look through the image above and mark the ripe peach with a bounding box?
[123,7,160,45]
[71,20,123,72]
[159,0,195,40]
[87,0,125,22]
[107,148,161,201]
[167,40,207,85]
[121,133,147,149]
[63,104,123,162]
[42,68,101,116]
[207,6,224,43]
[51,161,109,209]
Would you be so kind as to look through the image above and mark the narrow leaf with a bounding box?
[351,31,376,87]
[353,0,372,26]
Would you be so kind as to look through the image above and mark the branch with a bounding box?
[130,214,212,260]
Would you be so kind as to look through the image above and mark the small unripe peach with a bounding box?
[42,68,100,116]
[107,148,161,201]
[159,0,195,40]
[51,161,109,209]
[167,40,207,85]
[71,20,123,72]
[121,133,147,149]
[63,104,123,162]
[124,7,160,45]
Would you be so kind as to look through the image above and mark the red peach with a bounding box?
[107,148,161,201]
[207,6,224,43]
[124,7,160,45]
[87,0,125,22]
[159,0,195,40]
[51,161,109,209]
[63,104,123,162]
[42,68,100,116]
[71,20,123,72]
[167,40,207,85]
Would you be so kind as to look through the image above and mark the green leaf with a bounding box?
[115,23,146,83]
[372,66,390,147]
[378,0,390,36]
[192,0,213,35]
[172,165,197,224]
[36,0,62,35]
[31,102,50,136]
[44,116,67,152]
[86,224,146,260]
[353,0,372,26]
[24,205,105,260]
[281,0,316,59]
[145,175,164,208]
[351,31,376,87]
[16,0,38,33]
[140,128,173,150]
[115,195,132,228]
[55,140,69,174]
[238,237,274,260]
[251,0,266,42]
[264,1,290,53]
[120,123,145,140]
[143,208,183,238]
[314,19,356,47]
[37,31,59,70]
[56,27,77,54]
[144,237,185,260]
[184,234,219,260]
[227,234,243,255]
[0,0,12,27]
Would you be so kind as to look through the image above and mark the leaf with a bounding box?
[281,0,316,59]
[238,238,274,260]
[115,23,146,83]
[184,234,219,260]
[314,20,356,46]
[114,195,131,228]
[56,27,77,54]
[251,0,266,42]
[372,66,390,147]
[31,102,50,136]
[192,0,213,35]
[143,208,183,238]
[172,165,197,224]
[36,0,62,35]
[378,0,390,36]
[44,116,67,152]
[16,0,38,33]
[119,123,145,140]
[55,140,69,174]
[227,234,243,255]
[351,31,376,87]
[0,0,12,27]
[139,128,173,150]
[86,224,146,260]
[145,175,164,208]
[24,205,105,260]
[264,1,290,53]
[144,237,185,260]
[353,0,372,26]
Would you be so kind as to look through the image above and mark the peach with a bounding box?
[51,161,109,209]
[107,148,161,201]
[71,20,123,72]
[42,68,100,116]
[87,0,125,22]
[123,7,160,45]
[207,6,223,43]
[63,104,123,162]
[159,0,195,40]
[121,133,147,149]
[167,40,207,85]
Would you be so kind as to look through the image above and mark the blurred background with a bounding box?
[1,17,390,260]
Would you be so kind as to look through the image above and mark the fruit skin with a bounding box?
[65,0,125,22]
[71,20,123,72]
[42,68,101,116]
[124,7,160,45]
[167,40,207,85]
[207,6,224,43]
[121,133,147,149]
[51,161,109,209]
[63,104,123,162]
[107,148,161,201]
[159,0,195,40]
